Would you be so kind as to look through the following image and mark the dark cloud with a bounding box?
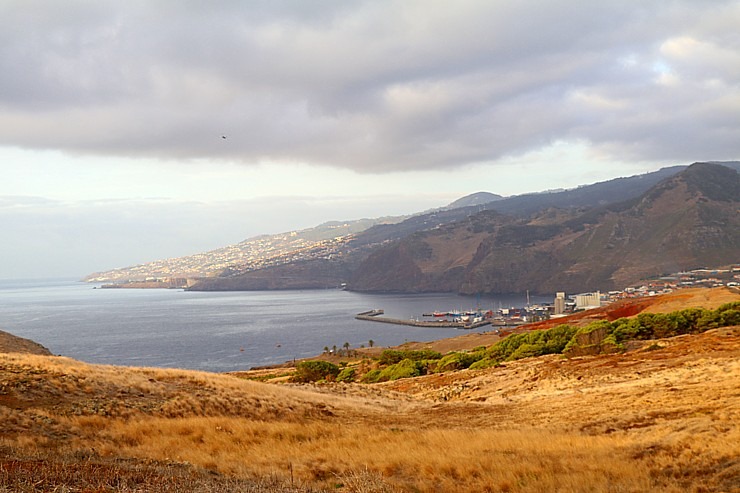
[0,0,738,171]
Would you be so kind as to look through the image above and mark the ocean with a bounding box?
[0,279,543,372]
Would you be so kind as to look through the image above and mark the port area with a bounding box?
[355,309,521,330]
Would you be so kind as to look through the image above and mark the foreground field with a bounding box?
[1,288,739,492]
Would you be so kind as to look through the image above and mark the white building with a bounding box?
[574,291,601,310]
[554,292,566,315]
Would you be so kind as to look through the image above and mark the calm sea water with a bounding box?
[0,279,543,372]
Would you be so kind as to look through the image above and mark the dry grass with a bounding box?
[1,289,739,492]
[0,330,51,356]
[0,450,305,493]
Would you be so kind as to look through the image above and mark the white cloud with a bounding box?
[0,1,736,172]
[0,1,737,278]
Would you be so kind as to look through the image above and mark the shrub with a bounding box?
[601,333,623,351]
[376,359,426,382]
[720,309,740,326]
[678,308,705,328]
[610,317,644,343]
[362,369,382,384]
[336,367,356,383]
[539,324,580,354]
[714,302,740,327]
[508,343,545,360]
[378,349,442,366]
[435,351,485,372]
[292,361,340,383]
[485,325,579,362]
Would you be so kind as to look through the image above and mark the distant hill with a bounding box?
[446,192,503,209]
[86,161,739,292]
[348,162,740,294]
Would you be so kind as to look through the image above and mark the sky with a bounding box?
[1,1,739,279]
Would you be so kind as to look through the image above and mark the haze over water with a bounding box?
[0,279,544,372]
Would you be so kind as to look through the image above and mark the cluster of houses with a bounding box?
[609,266,740,300]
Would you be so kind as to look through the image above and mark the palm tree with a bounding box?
[368,339,375,348]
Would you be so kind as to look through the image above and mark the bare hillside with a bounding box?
[1,288,738,492]
[0,329,52,356]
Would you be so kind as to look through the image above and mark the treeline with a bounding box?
[292,302,740,383]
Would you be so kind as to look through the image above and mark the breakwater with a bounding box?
[355,309,490,329]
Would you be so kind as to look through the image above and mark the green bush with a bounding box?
[677,307,705,328]
[376,358,426,382]
[336,367,356,383]
[539,324,580,354]
[700,302,740,329]
[718,301,740,312]
[508,343,545,360]
[378,349,442,365]
[292,360,340,383]
[719,309,740,326]
[484,324,579,362]
[601,333,623,351]
[435,351,485,372]
[610,317,646,343]
[362,369,382,383]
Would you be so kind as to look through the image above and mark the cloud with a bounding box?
[0,0,738,172]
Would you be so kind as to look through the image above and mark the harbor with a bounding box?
[355,309,523,330]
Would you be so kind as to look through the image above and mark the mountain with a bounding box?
[446,192,503,209]
[84,161,738,292]
[348,162,740,294]
[484,165,687,217]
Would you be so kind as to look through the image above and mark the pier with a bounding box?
[355,309,491,330]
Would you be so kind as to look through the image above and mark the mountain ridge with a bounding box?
[84,161,739,293]
[347,162,740,294]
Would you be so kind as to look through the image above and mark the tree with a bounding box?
[368,339,375,348]
[343,342,350,355]
[292,361,340,383]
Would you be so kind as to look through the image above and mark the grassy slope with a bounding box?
[1,288,739,492]
[0,330,52,357]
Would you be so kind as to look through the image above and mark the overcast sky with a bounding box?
[1,1,739,279]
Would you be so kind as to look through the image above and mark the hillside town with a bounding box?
[85,232,354,285]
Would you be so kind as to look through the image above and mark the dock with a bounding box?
[355,309,491,330]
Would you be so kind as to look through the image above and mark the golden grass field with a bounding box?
[1,287,739,492]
